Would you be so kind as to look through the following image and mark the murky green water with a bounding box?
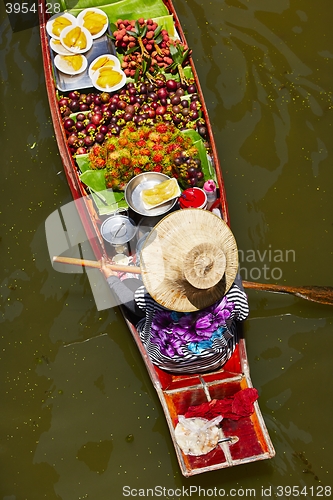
[1,0,333,498]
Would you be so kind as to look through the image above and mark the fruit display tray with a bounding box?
[49,27,117,92]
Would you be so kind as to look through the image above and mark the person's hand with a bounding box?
[100,257,117,278]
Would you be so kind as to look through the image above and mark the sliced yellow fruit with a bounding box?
[52,16,72,37]
[83,12,107,35]
[84,20,104,35]
[98,66,118,74]
[91,56,115,72]
[63,26,80,46]
[142,179,180,207]
[96,68,122,88]
[83,10,100,18]
[62,55,83,71]
[76,30,87,49]
[63,26,87,49]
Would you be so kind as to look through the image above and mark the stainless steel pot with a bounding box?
[100,213,137,246]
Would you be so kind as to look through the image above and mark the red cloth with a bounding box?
[184,388,259,421]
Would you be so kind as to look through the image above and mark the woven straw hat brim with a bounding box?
[140,209,239,312]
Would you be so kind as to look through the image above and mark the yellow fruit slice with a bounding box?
[83,12,107,35]
[91,56,115,72]
[84,20,104,35]
[76,30,87,49]
[142,179,180,207]
[96,68,122,88]
[62,55,83,71]
[84,11,106,21]
[63,26,87,49]
[63,26,80,46]
[52,16,72,37]
[98,66,117,74]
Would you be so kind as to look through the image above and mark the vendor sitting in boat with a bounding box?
[101,209,249,374]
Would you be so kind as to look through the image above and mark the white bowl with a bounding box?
[60,25,93,54]
[54,54,88,75]
[113,253,130,266]
[91,66,126,92]
[49,38,72,55]
[46,12,77,40]
[77,8,108,39]
[88,54,121,79]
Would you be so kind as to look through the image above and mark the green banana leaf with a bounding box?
[151,15,176,37]
[75,153,90,172]
[76,155,128,214]
[62,0,169,24]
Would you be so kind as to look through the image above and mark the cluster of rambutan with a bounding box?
[88,122,198,191]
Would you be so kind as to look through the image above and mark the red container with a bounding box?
[179,187,207,209]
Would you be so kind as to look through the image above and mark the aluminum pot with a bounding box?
[100,213,137,246]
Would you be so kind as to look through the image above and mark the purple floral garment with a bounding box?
[150,296,235,358]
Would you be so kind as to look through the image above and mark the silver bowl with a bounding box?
[124,172,178,217]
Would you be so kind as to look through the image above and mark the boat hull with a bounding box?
[39,0,275,475]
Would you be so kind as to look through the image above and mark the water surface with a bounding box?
[1,0,333,498]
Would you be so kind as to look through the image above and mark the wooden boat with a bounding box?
[39,0,275,476]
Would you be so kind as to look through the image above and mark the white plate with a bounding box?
[88,54,120,79]
[46,12,77,40]
[54,54,88,75]
[77,8,108,39]
[49,38,72,55]
[141,178,181,209]
[60,25,93,54]
[91,67,126,92]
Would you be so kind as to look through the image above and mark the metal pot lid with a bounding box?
[101,215,137,244]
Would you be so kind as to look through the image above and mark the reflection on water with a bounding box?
[246,314,333,484]
[176,0,333,285]
[1,0,333,497]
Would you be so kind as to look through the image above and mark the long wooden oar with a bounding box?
[242,281,333,306]
[53,256,141,274]
[53,256,333,306]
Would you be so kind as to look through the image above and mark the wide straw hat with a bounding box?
[140,209,239,312]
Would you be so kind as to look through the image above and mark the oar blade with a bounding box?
[243,281,333,306]
[294,286,333,306]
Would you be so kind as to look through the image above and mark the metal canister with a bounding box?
[100,214,137,247]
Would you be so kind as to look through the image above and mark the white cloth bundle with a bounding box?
[174,415,223,455]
